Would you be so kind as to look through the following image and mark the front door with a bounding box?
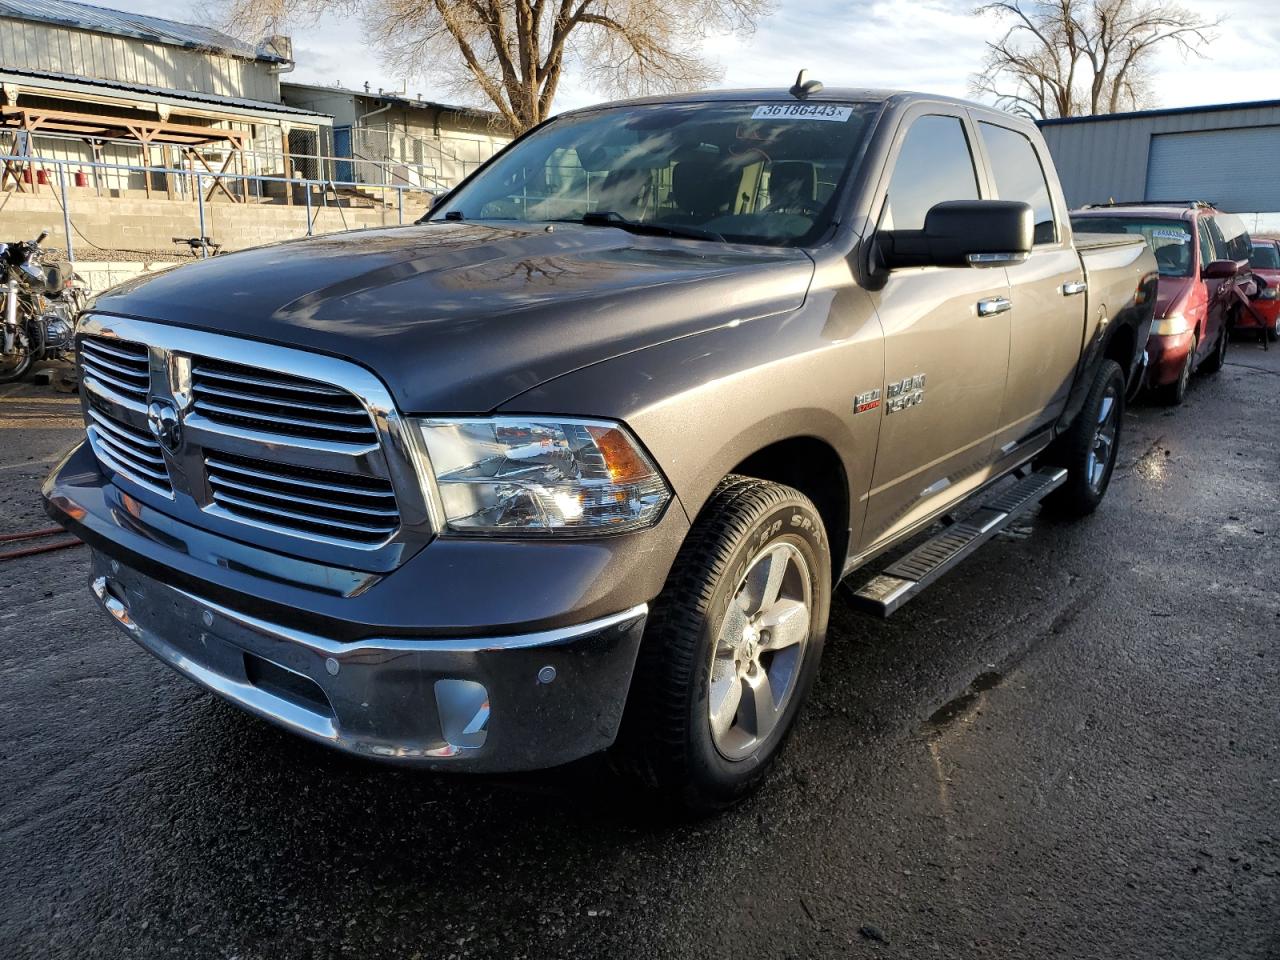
[859,111,1012,552]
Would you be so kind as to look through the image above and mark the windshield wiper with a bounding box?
[567,211,725,243]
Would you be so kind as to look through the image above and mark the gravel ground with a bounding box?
[1,338,1277,960]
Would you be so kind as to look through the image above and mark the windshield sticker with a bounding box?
[752,104,853,122]
[1151,228,1189,242]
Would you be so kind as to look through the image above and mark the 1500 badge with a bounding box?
[885,374,926,414]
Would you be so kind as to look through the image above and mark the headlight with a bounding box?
[1259,287,1278,301]
[1152,313,1191,336]
[414,417,671,536]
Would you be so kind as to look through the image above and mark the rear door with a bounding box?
[975,119,1083,448]
[859,108,1011,551]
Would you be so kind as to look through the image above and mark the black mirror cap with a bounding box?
[879,200,1034,270]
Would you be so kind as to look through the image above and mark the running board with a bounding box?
[849,467,1068,617]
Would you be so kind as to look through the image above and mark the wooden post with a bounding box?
[281,126,293,206]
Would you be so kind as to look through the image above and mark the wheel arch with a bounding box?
[721,436,852,582]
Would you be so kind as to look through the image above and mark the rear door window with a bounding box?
[1210,213,1252,262]
[882,115,979,231]
[978,122,1057,244]
[1069,216,1194,278]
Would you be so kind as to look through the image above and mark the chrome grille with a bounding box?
[205,451,399,544]
[191,357,379,444]
[74,315,426,564]
[80,335,149,404]
[84,401,173,494]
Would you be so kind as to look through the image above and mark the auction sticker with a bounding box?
[752,103,853,122]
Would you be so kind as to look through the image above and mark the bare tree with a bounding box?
[971,0,1222,119]
[222,0,773,133]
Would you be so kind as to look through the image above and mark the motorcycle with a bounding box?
[1,230,88,383]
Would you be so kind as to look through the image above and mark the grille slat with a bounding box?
[191,358,378,444]
[80,337,148,365]
[204,450,399,545]
[204,454,397,502]
[94,436,170,486]
[191,399,378,442]
[208,474,400,519]
[80,335,150,405]
[87,409,166,467]
[80,348,151,385]
[192,365,350,398]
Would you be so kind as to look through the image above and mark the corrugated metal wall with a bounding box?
[1039,102,1280,212]
[0,16,279,102]
[1147,127,1280,212]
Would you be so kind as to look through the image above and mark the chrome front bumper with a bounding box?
[89,550,647,771]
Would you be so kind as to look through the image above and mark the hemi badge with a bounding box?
[853,389,881,414]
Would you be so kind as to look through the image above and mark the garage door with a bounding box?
[1146,126,1280,212]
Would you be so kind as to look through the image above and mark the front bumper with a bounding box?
[1145,330,1195,388]
[43,440,673,771]
[89,549,647,769]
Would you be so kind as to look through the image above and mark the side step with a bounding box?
[849,467,1068,617]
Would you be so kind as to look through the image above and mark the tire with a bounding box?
[0,339,34,383]
[1154,333,1195,406]
[1268,319,1278,343]
[1200,324,1227,374]
[615,476,831,813]
[1042,359,1125,518]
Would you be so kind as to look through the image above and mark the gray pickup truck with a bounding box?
[45,85,1157,810]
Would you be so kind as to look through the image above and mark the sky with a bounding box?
[90,0,1276,115]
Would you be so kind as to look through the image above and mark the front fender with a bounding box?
[501,290,884,572]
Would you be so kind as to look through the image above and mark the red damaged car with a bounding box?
[1243,238,1280,342]
[1071,202,1250,404]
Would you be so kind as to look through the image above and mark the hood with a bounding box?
[1155,275,1195,319]
[93,223,814,413]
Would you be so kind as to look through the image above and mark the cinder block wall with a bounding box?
[0,193,432,257]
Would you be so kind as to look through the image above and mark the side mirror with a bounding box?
[1202,259,1240,280]
[878,200,1033,270]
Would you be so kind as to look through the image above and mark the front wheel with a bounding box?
[0,329,34,383]
[1042,359,1125,518]
[615,476,831,812]
[1200,324,1227,374]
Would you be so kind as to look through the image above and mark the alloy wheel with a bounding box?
[708,542,812,761]
[1088,383,1119,494]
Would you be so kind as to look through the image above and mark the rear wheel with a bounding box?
[1042,359,1125,518]
[615,476,830,812]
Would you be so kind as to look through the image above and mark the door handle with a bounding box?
[977,297,1012,317]
[1061,280,1088,296]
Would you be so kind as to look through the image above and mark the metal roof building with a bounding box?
[1039,100,1280,216]
[0,0,326,195]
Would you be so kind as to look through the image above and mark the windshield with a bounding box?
[1251,242,1280,269]
[1071,216,1195,278]
[430,101,880,247]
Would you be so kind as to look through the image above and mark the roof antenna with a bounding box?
[790,69,823,99]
